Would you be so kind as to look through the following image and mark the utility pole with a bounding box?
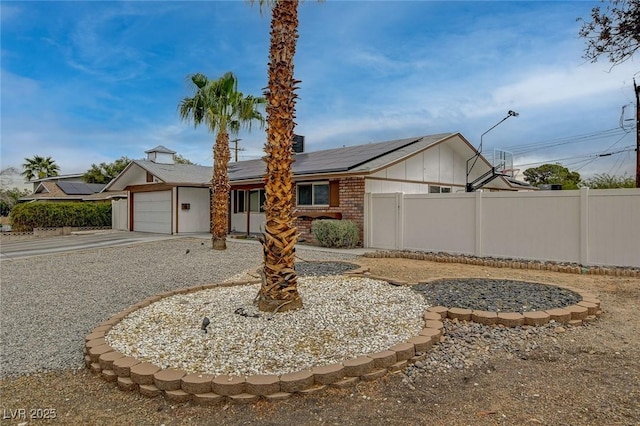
[231,139,244,162]
[635,78,640,188]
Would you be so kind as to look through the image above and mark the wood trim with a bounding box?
[329,181,339,207]
[230,183,265,191]
[126,183,175,193]
[294,211,342,220]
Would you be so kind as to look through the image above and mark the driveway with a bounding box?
[0,230,199,260]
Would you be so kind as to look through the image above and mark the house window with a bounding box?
[235,191,245,213]
[235,190,265,213]
[429,185,451,194]
[297,182,329,206]
[249,189,266,212]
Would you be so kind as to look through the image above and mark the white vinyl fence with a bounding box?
[364,188,640,268]
[111,199,129,231]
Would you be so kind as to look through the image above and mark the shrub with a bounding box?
[312,219,359,248]
[10,202,112,232]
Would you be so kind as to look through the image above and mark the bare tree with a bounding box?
[578,0,640,66]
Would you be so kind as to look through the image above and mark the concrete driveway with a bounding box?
[0,230,202,260]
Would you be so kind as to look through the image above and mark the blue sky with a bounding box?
[1,0,638,187]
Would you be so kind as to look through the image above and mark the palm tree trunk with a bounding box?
[257,0,302,312]
[212,133,231,250]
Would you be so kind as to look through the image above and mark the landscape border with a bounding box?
[84,265,602,405]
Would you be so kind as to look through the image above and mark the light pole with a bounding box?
[466,110,519,192]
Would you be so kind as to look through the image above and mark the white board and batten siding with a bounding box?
[367,138,471,193]
[133,191,172,234]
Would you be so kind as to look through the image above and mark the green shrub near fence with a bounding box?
[10,202,112,232]
[312,219,359,248]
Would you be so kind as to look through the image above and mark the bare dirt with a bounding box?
[1,257,639,426]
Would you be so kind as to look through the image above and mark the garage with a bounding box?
[133,191,172,234]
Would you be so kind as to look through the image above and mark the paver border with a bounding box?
[85,265,602,405]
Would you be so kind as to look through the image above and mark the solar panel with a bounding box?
[57,181,105,195]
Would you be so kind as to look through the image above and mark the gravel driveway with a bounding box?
[0,238,357,378]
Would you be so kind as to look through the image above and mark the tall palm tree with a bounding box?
[252,0,303,312]
[179,72,265,250]
[21,155,60,181]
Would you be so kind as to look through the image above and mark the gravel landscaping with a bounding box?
[0,238,357,378]
[1,236,639,425]
[412,278,583,312]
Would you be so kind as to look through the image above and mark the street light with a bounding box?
[466,110,519,192]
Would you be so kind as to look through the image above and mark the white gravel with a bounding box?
[0,237,360,378]
[105,276,429,376]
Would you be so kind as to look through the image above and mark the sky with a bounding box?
[1,0,638,189]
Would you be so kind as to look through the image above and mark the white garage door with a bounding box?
[133,191,172,234]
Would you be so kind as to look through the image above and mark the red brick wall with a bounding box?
[295,177,365,245]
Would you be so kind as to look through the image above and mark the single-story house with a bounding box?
[20,178,107,202]
[104,134,529,241]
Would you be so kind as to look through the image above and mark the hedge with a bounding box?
[10,202,112,232]
[311,219,360,248]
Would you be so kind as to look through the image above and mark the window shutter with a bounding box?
[329,181,339,207]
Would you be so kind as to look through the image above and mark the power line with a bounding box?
[501,127,631,156]
[514,146,636,169]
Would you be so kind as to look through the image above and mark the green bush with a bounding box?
[10,202,112,232]
[312,219,360,248]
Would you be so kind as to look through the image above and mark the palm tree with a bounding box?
[179,72,265,250]
[251,0,303,312]
[21,155,60,181]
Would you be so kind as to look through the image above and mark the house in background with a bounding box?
[107,133,527,242]
[20,178,107,202]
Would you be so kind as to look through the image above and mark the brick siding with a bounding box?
[295,177,365,245]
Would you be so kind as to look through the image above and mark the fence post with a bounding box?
[364,192,371,248]
[580,187,589,265]
[396,192,404,250]
[474,191,483,257]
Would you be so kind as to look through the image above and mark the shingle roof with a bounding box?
[134,160,212,184]
[122,133,467,186]
[145,145,176,154]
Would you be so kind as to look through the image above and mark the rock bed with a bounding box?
[295,261,360,276]
[412,278,582,313]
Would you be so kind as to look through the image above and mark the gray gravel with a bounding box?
[412,278,582,312]
[0,238,357,378]
[1,236,585,382]
[404,319,571,382]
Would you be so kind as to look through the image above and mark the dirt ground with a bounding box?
[1,257,639,426]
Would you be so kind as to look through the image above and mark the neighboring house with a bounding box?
[27,173,85,193]
[20,180,107,202]
[108,134,528,241]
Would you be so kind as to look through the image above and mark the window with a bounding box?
[429,185,451,194]
[297,182,329,206]
[235,189,265,213]
[249,189,266,212]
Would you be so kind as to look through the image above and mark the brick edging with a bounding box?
[362,272,603,328]
[363,251,640,277]
[85,273,443,404]
[85,271,602,405]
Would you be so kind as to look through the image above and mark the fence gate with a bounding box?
[111,199,128,231]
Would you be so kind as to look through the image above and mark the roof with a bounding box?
[145,145,176,154]
[108,132,521,190]
[229,133,455,181]
[20,181,107,201]
[57,181,106,195]
[29,173,84,183]
[134,160,212,184]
